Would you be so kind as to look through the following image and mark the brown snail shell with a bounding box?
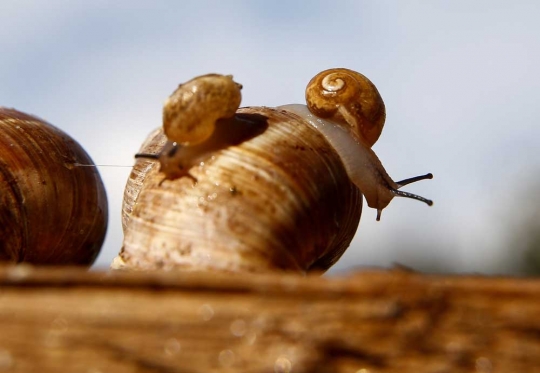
[117,107,362,273]
[305,68,385,147]
[0,108,108,265]
[163,74,242,146]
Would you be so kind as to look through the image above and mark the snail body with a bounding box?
[0,108,108,265]
[279,104,432,220]
[116,69,432,273]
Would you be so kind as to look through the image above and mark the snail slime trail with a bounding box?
[73,163,134,168]
[115,69,433,273]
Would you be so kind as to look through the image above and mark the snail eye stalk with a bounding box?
[135,153,160,160]
[376,173,434,221]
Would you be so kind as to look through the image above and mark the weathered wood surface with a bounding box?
[0,265,539,372]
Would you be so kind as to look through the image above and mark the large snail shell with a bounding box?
[0,108,108,265]
[117,107,362,273]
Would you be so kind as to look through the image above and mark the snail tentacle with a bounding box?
[396,173,434,188]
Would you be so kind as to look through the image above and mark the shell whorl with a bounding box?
[321,73,346,92]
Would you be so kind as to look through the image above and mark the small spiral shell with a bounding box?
[163,74,242,145]
[305,68,385,147]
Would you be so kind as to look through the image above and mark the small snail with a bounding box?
[163,74,242,146]
[0,108,108,265]
[282,68,433,220]
[115,69,432,273]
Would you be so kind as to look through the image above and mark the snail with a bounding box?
[281,68,433,220]
[0,108,108,265]
[114,69,432,273]
[163,74,242,146]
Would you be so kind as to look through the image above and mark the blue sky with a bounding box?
[2,1,539,273]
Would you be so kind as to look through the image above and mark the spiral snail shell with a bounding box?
[115,69,432,273]
[163,74,242,146]
[305,68,385,147]
[0,108,108,265]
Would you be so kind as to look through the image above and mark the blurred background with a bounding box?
[1,1,539,275]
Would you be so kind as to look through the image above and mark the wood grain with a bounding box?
[0,265,539,372]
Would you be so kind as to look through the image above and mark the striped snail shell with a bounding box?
[114,70,432,273]
[0,108,108,265]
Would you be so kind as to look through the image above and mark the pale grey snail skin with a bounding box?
[114,70,432,273]
[279,104,433,221]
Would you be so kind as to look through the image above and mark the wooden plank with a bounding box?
[0,265,539,372]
